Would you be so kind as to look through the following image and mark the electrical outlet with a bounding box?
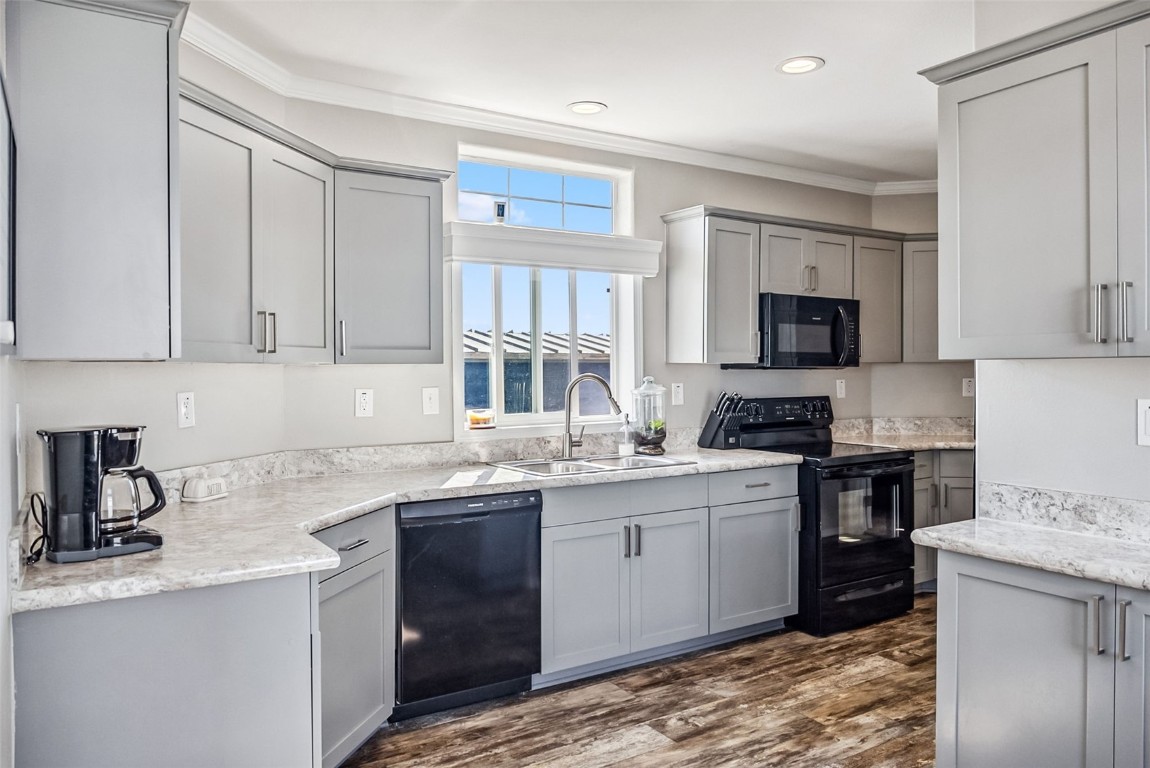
[1138,399,1150,446]
[835,379,846,399]
[177,392,195,428]
[422,387,440,415]
[962,378,975,398]
[671,383,684,406]
[355,389,373,418]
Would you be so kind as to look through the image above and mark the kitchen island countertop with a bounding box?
[9,447,801,613]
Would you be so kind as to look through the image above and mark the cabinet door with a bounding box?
[937,32,1118,359]
[940,477,975,525]
[179,100,264,362]
[708,498,799,634]
[936,553,1115,768]
[705,217,760,364]
[262,143,334,363]
[541,519,630,673]
[760,223,806,295]
[335,171,443,364]
[318,551,392,768]
[806,230,853,299]
[912,477,937,585]
[902,241,940,363]
[1115,586,1150,768]
[629,508,709,653]
[9,0,175,360]
[853,236,902,363]
[1117,20,1150,358]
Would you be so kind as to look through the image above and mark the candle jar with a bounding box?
[632,377,667,455]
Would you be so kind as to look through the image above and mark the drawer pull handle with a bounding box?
[339,538,370,552]
[744,481,773,489]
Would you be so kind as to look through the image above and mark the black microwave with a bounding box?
[724,293,860,369]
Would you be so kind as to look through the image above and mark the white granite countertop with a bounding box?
[913,518,1150,591]
[9,448,800,614]
[841,434,975,451]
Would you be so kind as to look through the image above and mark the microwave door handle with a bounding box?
[836,305,850,366]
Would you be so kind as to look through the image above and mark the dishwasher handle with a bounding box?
[399,493,542,523]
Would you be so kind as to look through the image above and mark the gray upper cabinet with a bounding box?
[8,0,186,360]
[180,99,333,363]
[761,224,853,300]
[664,213,760,365]
[935,31,1121,359]
[852,237,902,363]
[335,170,444,364]
[902,241,939,363]
[1117,18,1150,358]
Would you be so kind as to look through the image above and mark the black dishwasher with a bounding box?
[393,491,541,721]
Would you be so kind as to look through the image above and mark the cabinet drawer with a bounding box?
[629,475,707,517]
[708,467,798,507]
[914,451,935,480]
[939,450,974,478]
[313,507,394,582]
[543,483,630,527]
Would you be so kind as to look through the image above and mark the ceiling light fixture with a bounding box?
[777,56,826,75]
[567,101,607,115]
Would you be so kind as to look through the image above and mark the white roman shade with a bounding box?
[444,221,661,277]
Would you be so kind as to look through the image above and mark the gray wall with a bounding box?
[976,358,1150,502]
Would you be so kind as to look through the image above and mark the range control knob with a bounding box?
[802,401,813,415]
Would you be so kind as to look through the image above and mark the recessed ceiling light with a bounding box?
[567,101,607,115]
[777,56,826,75]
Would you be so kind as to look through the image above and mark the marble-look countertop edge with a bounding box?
[840,434,975,451]
[12,449,802,613]
[913,519,1150,591]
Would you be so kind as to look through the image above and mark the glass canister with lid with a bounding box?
[632,376,667,455]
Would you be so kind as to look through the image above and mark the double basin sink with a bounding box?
[491,454,695,476]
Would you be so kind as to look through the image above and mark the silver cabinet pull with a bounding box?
[634,524,641,557]
[744,481,773,489]
[623,525,631,558]
[800,265,809,291]
[1094,283,1109,344]
[1119,281,1134,343]
[1092,594,1106,655]
[793,502,802,533]
[1119,599,1133,661]
[256,311,268,353]
[943,483,949,509]
[338,538,370,552]
[931,483,939,510]
[339,319,347,357]
[812,265,818,292]
[267,312,277,353]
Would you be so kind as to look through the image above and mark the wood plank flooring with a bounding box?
[346,596,937,768]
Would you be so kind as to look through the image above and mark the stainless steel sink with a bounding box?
[490,454,695,476]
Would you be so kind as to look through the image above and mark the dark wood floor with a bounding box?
[347,596,937,768]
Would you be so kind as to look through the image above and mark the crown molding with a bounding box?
[181,13,939,197]
[872,180,938,196]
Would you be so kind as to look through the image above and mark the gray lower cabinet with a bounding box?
[180,98,334,363]
[541,507,709,673]
[913,450,972,587]
[939,451,975,526]
[853,236,902,363]
[13,575,315,767]
[8,0,184,360]
[902,240,939,363]
[912,450,938,586]
[708,497,799,633]
[335,170,444,364]
[318,550,394,768]
[936,552,1150,768]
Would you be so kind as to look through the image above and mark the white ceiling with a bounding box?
[185,0,1109,187]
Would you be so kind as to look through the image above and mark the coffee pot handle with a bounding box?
[129,467,167,522]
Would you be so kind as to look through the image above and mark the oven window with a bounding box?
[777,322,829,354]
[821,475,900,542]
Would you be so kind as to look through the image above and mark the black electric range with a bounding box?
[699,395,915,635]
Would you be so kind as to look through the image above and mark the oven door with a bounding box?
[814,458,914,587]
[762,293,859,368]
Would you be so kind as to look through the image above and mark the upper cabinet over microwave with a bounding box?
[925,8,1150,360]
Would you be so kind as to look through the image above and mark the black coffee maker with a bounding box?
[36,426,165,563]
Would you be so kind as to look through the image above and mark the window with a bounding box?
[449,150,655,435]
[458,161,613,234]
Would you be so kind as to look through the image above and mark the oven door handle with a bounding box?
[820,460,913,480]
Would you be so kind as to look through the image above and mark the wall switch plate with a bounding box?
[962,378,975,398]
[355,389,373,418]
[1139,399,1150,446]
[835,379,846,399]
[671,383,684,406]
[177,392,195,428]
[422,387,440,415]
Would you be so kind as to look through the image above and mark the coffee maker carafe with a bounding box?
[36,426,165,563]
